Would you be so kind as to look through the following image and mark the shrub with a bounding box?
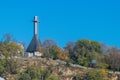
[18,73,31,80]
[86,70,103,80]
[47,75,60,80]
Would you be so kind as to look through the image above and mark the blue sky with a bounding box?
[0,0,120,48]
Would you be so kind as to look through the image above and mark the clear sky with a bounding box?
[0,0,120,48]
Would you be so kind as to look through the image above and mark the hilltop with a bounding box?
[0,34,120,80]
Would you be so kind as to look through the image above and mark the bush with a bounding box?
[96,62,108,69]
[26,66,41,79]
[0,66,5,75]
[18,73,31,80]
[86,70,103,80]
[47,75,60,80]
[85,69,108,80]
[41,68,52,80]
[0,59,5,75]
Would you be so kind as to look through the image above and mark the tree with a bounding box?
[42,44,63,60]
[42,39,57,58]
[74,39,102,57]
[100,43,110,55]
[0,42,23,58]
[49,46,62,60]
[58,50,69,61]
[67,39,103,66]
[0,34,24,58]
[65,41,76,53]
[64,41,76,62]
[107,47,120,71]
[43,39,56,48]
[2,33,13,42]
[0,34,24,75]
[77,56,89,67]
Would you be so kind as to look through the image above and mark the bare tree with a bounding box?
[3,33,13,42]
[100,43,111,55]
[65,41,76,53]
[42,39,57,58]
[108,47,120,71]
[42,39,56,48]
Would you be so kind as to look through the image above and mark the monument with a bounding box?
[25,16,42,57]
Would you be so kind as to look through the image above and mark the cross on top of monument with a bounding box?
[33,16,40,36]
[33,16,40,23]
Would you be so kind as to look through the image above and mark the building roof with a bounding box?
[26,35,41,52]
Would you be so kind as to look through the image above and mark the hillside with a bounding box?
[5,57,89,80]
[2,57,119,80]
[0,38,120,80]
